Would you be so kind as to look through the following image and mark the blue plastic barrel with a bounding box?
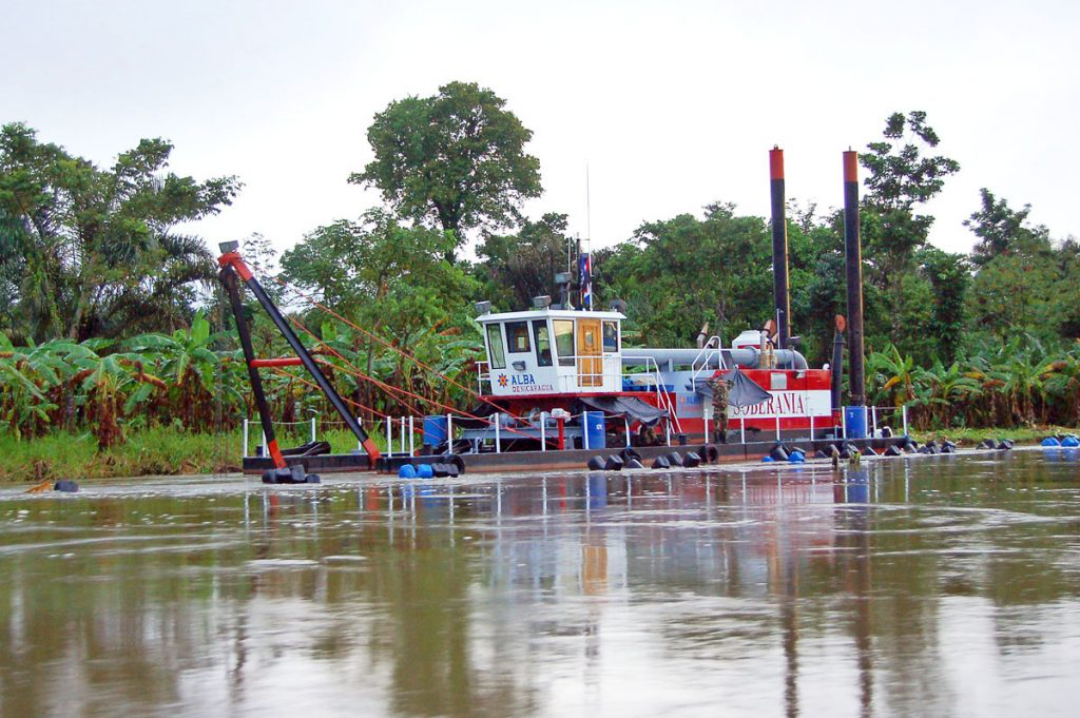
[844,406,868,439]
[423,415,448,446]
[583,411,607,449]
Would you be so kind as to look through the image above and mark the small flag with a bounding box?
[579,253,593,310]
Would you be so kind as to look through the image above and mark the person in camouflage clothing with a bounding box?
[705,372,730,443]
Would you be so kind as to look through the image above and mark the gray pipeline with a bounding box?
[622,347,809,371]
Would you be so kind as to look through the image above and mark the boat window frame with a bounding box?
[602,320,619,353]
[553,319,576,368]
[486,323,506,370]
[532,320,553,367]
[505,320,531,354]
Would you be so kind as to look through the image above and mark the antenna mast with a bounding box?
[586,161,592,256]
[581,162,594,310]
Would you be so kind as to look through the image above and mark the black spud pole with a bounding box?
[769,146,791,349]
[843,151,866,407]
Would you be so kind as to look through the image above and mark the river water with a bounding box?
[1,450,1078,717]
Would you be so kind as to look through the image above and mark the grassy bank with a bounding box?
[910,425,1078,446]
[0,426,388,484]
[0,428,241,483]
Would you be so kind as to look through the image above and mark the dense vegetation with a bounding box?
[2,85,1078,478]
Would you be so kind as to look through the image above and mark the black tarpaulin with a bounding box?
[689,368,772,408]
[578,395,670,427]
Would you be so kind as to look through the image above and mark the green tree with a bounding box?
[350,81,542,260]
[0,122,239,343]
[963,192,1062,343]
[281,209,479,415]
[964,188,1047,266]
[787,204,890,365]
[281,209,470,318]
[597,203,773,347]
[860,111,960,333]
[475,212,572,311]
[1055,238,1080,339]
[963,192,1080,344]
[967,250,1057,342]
[918,247,969,363]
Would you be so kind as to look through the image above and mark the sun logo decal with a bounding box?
[497,374,508,387]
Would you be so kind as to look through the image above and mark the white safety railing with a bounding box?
[690,336,726,385]
[244,403,911,459]
[244,378,702,460]
[839,405,910,439]
[449,406,683,454]
[243,417,318,457]
[381,415,423,458]
[867,405,909,438]
[641,355,683,435]
[551,353,622,392]
[475,359,491,394]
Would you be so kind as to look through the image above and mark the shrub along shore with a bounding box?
[2,424,1076,485]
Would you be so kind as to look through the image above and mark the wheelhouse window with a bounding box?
[506,321,531,353]
[486,323,506,370]
[553,319,575,367]
[532,320,552,367]
[602,321,619,352]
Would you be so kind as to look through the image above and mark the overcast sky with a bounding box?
[4,0,1078,258]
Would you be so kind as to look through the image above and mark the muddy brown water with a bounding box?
[1,450,1078,717]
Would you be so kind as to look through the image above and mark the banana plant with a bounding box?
[122,311,226,429]
[0,335,59,437]
[997,339,1056,426]
[922,359,983,427]
[867,344,917,408]
[78,353,132,449]
[1043,344,1080,425]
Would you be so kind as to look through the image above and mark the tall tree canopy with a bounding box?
[596,203,775,348]
[964,188,1048,266]
[474,212,572,311]
[962,188,1076,340]
[280,208,479,415]
[280,208,476,338]
[0,123,239,342]
[350,81,542,259]
[860,111,960,332]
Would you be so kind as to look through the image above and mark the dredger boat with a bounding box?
[228,148,895,480]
